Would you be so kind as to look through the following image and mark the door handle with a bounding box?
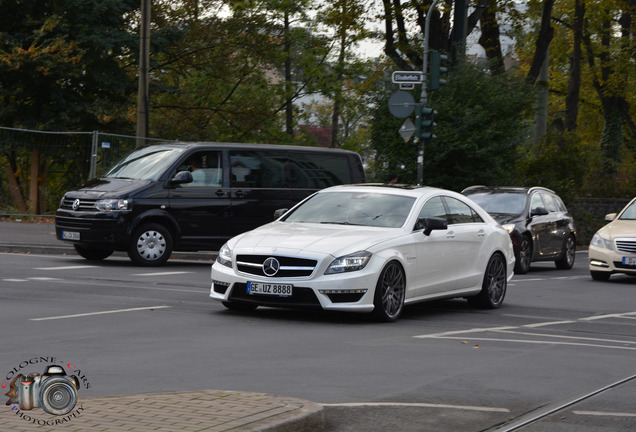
[234,190,245,198]
[215,190,227,198]
[477,229,486,237]
[446,231,455,239]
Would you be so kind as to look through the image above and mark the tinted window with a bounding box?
[445,197,482,224]
[466,192,526,215]
[541,193,558,212]
[416,197,447,230]
[230,151,286,188]
[285,153,352,188]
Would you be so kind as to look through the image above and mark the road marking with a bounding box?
[433,336,636,351]
[2,279,27,282]
[414,327,517,339]
[30,305,172,321]
[322,402,509,412]
[573,410,636,418]
[29,277,62,281]
[493,329,636,346]
[522,320,577,328]
[131,271,192,276]
[35,265,98,271]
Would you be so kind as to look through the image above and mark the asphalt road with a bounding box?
[1,250,635,431]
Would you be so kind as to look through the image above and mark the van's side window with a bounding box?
[230,151,287,188]
[181,151,223,187]
[285,153,351,188]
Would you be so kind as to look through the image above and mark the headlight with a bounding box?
[502,224,515,234]
[590,233,613,250]
[95,199,130,211]
[325,251,372,275]
[217,243,233,268]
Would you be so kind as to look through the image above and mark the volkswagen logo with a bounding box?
[72,199,81,211]
[262,257,280,277]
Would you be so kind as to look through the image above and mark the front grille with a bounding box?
[236,255,317,278]
[230,283,321,308]
[615,239,636,254]
[60,198,99,211]
[55,216,94,230]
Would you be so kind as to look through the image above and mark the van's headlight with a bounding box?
[95,199,130,211]
[217,243,233,268]
[325,251,372,274]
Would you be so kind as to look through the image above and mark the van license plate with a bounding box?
[62,231,80,241]
[247,282,292,296]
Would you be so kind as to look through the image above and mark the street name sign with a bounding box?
[392,71,424,84]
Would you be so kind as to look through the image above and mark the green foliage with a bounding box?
[423,64,534,191]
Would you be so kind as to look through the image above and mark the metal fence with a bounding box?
[0,126,175,215]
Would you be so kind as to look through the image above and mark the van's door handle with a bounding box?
[215,190,227,198]
[234,190,245,198]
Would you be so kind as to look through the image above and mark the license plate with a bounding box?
[622,257,636,266]
[247,282,293,296]
[62,231,80,241]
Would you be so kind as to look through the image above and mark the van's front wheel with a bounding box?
[128,223,173,266]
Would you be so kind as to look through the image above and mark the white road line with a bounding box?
[321,402,510,412]
[29,277,62,281]
[30,305,172,321]
[573,410,636,418]
[414,326,517,339]
[2,279,27,282]
[429,336,636,351]
[523,320,577,328]
[492,329,636,346]
[131,271,191,276]
[35,265,98,271]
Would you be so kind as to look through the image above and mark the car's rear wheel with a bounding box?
[555,234,576,270]
[514,235,532,274]
[128,223,173,266]
[468,253,507,309]
[73,244,113,261]
[372,261,406,322]
[222,301,258,311]
[590,270,611,281]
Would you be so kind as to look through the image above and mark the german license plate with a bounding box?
[622,257,636,266]
[247,282,293,296]
[62,231,80,241]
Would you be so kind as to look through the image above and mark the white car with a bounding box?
[210,184,515,322]
[589,196,636,281]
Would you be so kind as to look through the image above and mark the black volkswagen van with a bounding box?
[55,142,366,265]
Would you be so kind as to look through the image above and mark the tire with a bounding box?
[468,253,507,309]
[372,261,406,322]
[590,270,611,282]
[73,244,113,261]
[514,235,532,274]
[127,223,173,266]
[555,234,576,270]
[222,301,258,312]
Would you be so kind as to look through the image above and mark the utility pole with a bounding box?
[136,0,151,146]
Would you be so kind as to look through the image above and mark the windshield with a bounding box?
[283,191,416,228]
[105,146,186,180]
[466,192,526,215]
[619,200,636,220]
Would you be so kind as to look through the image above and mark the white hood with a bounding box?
[232,222,402,256]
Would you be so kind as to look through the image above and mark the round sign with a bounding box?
[388,91,415,118]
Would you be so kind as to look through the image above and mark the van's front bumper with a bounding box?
[55,210,131,250]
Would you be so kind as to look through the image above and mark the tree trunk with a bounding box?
[29,148,39,214]
[526,0,554,85]
[478,3,504,74]
[532,47,549,147]
[565,0,584,131]
[3,154,27,213]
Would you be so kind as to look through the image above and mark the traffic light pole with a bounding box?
[416,0,441,185]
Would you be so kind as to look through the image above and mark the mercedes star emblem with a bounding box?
[262,257,280,276]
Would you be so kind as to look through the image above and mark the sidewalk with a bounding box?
[0,220,324,432]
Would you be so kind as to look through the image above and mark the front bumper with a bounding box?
[588,245,636,276]
[210,261,378,313]
[55,210,130,250]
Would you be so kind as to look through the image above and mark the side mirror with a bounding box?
[605,213,617,221]
[420,217,448,236]
[273,208,289,219]
[531,207,549,217]
[171,171,193,184]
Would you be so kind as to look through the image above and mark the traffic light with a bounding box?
[420,106,437,142]
[429,50,448,91]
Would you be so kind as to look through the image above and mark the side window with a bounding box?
[181,151,223,187]
[444,196,479,224]
[541,193,558,212]
[284,153,351,188]
[530,193,545,214]
[230,151,286,188]
[415,196,447,230]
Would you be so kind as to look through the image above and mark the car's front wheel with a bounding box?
[468,253,507,309]
[372,261,406,322]
[127,223,173,266]
[555,234,576,270]
[514,235,532,274]
[73,244,113,261]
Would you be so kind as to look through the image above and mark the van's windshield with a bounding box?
[105,146,186,180]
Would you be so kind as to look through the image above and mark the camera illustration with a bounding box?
[6,365,80,415]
